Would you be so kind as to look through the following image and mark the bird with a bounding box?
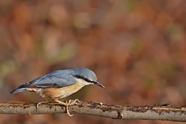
[10,68,105,116]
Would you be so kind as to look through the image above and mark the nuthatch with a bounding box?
[10,68,105,116]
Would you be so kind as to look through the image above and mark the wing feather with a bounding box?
[26,70,76,88]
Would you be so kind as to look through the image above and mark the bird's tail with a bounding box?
[10,88,30,94]
[10,82,30,94]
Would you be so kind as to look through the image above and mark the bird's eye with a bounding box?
[73,75,92,83]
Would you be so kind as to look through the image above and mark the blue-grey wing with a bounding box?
[26,70,76,88]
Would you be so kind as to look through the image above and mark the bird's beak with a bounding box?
[95,81,105,88]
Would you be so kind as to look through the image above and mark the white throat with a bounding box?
[76,78,92,86]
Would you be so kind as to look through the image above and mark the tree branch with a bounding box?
[0,101,186,122]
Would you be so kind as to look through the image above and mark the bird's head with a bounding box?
[72,68,105,88]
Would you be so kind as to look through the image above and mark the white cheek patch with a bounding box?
[76,79,92,86]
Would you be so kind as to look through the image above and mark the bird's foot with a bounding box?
[54,99,80,116]
[36,99,48,108]
[67,99,80,105]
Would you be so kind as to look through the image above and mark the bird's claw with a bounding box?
[65,99,80,116]
[36,100,48,108]
[66,99,80,105]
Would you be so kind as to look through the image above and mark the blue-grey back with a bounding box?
[27,70,77,88]
[24,68,97,88]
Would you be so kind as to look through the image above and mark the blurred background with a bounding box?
[0,0,186,124]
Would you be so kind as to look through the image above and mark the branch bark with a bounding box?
[0,101,186,122]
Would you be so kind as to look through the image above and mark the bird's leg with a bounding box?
[53,99,73,116]
[53,99,79,116]
[37,98,48,108]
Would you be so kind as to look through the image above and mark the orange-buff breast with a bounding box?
[41,80,86,99]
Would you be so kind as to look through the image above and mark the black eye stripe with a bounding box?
[73,75,95,83]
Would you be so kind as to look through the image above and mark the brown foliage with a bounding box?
[0,0,186,124]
